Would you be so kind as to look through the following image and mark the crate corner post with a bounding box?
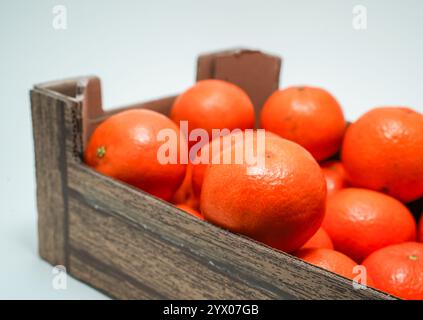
[30,77,93,270]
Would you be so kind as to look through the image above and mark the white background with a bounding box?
[0,0,422,299]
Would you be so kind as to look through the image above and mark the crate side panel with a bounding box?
[68,194,275,299]
[67,163,394,300]
[69,248,157,299]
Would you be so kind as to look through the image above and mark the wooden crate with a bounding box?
[30,49,395,300]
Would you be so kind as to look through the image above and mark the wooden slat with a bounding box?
[31,89,71,266]
[67,162,395,300]
[196,48,240,81]
[68,195,275,299]
[92,95,176,123]
[69,251,149,300]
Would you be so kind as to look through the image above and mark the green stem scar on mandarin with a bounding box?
[409,255,418,261]
[96,146,106,158]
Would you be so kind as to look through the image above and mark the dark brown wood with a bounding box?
[31,50,396,300]
[31,89,73,267]
[65,163,394,300]
[67,192,275,299]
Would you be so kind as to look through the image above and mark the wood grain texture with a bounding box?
[66,162,394,300]
[68,193,274,299]
[31,89,72,267]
